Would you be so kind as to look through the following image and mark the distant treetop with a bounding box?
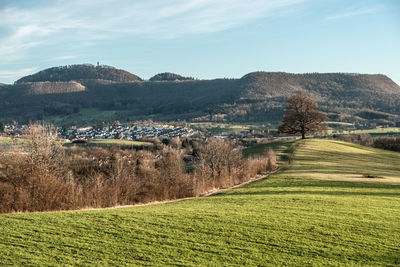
[15,64,143,84]
[149,72,194,82]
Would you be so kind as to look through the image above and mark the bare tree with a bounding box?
[278,94,328,139]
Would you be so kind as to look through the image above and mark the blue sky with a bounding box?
[0,0,399,84]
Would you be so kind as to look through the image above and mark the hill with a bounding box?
[1,65,400,126]
[15,81,86,95]
[1,139,399,265]
[149,72,194,81]
[237,72,400,123]
[248,139,400,183]
[15,64,142,83]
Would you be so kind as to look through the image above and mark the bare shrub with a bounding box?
[246,159,267,176]
[198,139,235,188]
[338,134,373,147]
[155,146,192,200]
[362,173,382,178]
[265,149,277,171]
[0,127,278,213]
[373,137,400,152]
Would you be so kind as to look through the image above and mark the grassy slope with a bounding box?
[342,127,400,135]
[190,122,267,136]
[1,136,152,149]
[328,127,400,137]
[0,136,12,144]
[63,139,153,148]
[46,108,120,126]
[1,139,400,266]
[242,139,296,164]
[281,139,400,184]
[89,139,152,146]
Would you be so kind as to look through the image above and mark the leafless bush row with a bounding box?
[338,133,400,152]
[372,136,400,152]
[0,124,276,213]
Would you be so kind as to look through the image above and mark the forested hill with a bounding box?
[240,72,399,99]
[1,66,400,126]
[149,72,194,82]
[15,64,143,83]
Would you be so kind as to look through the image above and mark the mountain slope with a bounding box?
[240,72,400,102]
[16,64,142,83]
[149,72,194,82]
[1,66,400,125]
[235,72,400,122]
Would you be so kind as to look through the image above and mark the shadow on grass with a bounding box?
[243,140,295,161]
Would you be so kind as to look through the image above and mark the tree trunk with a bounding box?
[301,131,305,139]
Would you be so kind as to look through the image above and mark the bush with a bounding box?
[373,137,400,152]
[338,134,373,147]
[0,128,277,213]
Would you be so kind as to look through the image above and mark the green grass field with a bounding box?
[280,139,400,184]
[0,136,13,144]
[46,108,122,126]
[330,127,400,137]
[1,136,153,149]
[189,122,274,136]
[1,139,400,265]
[63,138,153,148]
[242,139,296,164]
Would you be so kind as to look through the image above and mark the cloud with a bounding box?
[325,7,377,20]
[45,55,79,62]
[0,0,305,63]
[0,67,39,81]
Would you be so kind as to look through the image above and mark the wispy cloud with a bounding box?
[325,6,377,20]
[0,67,39,82]
[0,0,305,63]
[45,55,79,62]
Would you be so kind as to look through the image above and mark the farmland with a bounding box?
[0,139,400,265]
[0,136,12,145]
[63,139,153,148]
[330,127,400,137]
[1,136,152,149]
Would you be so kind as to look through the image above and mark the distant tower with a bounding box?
[97,61,100,67]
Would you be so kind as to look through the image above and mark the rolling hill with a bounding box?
[15,64,142,83]
[149,72,194,81]
[1,65,399,126]
[1,139,399,265]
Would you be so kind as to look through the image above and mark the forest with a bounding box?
[0,64,399,126]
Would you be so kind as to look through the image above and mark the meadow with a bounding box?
[280,139,400,184]
[0,136,152,149]
[0,139,399,265]
[45,108,120,126]
[63,138,153,148]
[189,122,274,136]
[0,136,14,145]
[330,127,400,137]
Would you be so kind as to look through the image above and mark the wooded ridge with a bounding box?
[1,64,399,126]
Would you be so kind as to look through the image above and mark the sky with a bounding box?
[0,0,399,84]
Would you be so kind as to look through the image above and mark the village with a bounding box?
[3,123,195,141]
